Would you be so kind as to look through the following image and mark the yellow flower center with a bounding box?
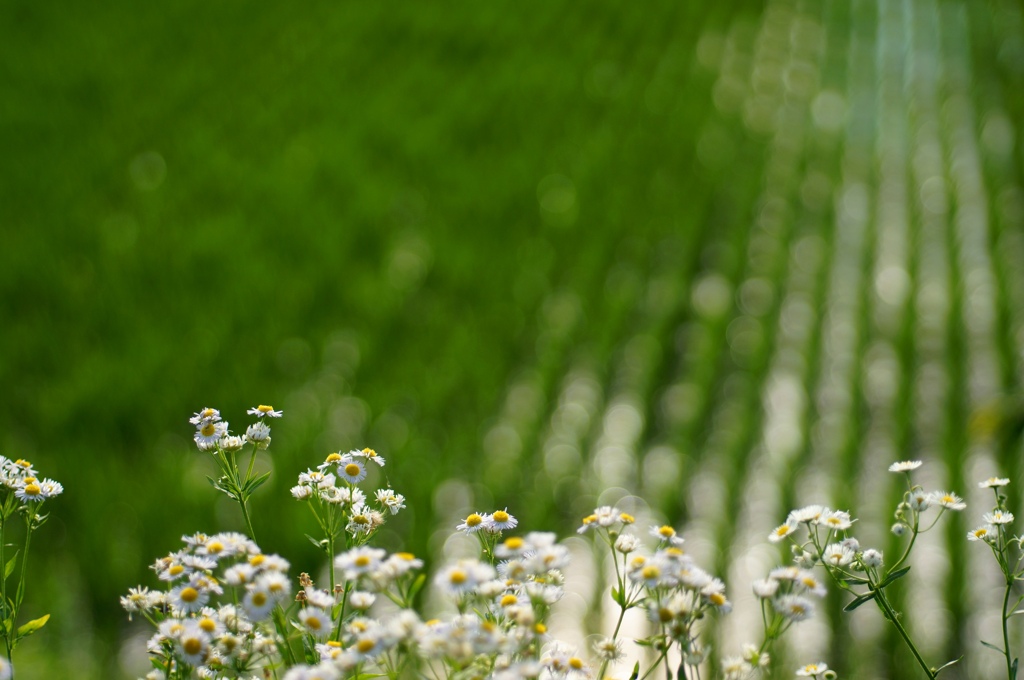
[169,565,185,576]
[569,657,585,670]
[534,623,547,634]
[658,607,673,622]
[306,616,322,630]
[630,556,647,569]
[362,448,377,457]
[182,637,203,655]
[710,593,726,606]
[658,525,674,537]
[199,617,216,633]
[251,592,267,606]
[325,453,342,464]
[582,514,596,525]
[257,405,274,414]
[355,556,371,567]
[23,483,41,497]
[620,513,635,524]
[249,554,265,566]
[327,640,342,648]
[504,537,524,550]
[500,594,518,607]
[493,510,510,523]
[449,569,468,585]
[206,541,224,554]
[466,514,483,527]
[180,587,199,603]
[356,638,376,653]
[641,565,661,580]
[345,463,361,476]
[200,423,216,437]
[396,552,416,561]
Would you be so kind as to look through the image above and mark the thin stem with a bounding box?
[238,498,257,543]
[873,589,935,679]
[1003,580,1014,680]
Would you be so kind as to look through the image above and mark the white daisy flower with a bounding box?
[247,405,283,418]
[968,525,996,542]
[721,657,753,680]
[0,657,12,680]
[14,480,46,503]
[337,457,368,484]
[773,594,815,621]
[795,571,827,597]
[375,488,406,515]
[291,485,314,500]
[980,477,1011,488]
[489,509,518,531]
[190,408,222,425]
[889,460,922,473]
[354,447,386,467]
[456,512,489,533]
[194,420,228,449]
[614,533,641,553]
[908,491,932,512]
[176,621,210,666]
[787,505,825,524]
[984,510,1015,525]
[335,546,387,580]
[244,421,271,448]
[751,578,779,599]
[929,491,966,511]
[592,635,623,662]
[298,607,332,639]
[768,522,797,543]
[220,435,245,451]
[796,662,829,677]
[170,582,210,614]
[349,591,376,610]
[242,586,275,620]
[820,510,854,531]
[822,543,854,567]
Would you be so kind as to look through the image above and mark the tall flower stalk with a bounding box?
[190,406,281,541]
[0,457,62,679]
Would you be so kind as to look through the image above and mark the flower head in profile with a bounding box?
[189,407,221,425]
[488,509,518,532]
[980,477,1010,489]
[929,491,966,511]
[247,405,283,418]
[796,661,829,677]
[889,460,922,473]
[457,512,489,534]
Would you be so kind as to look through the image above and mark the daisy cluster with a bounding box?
[577,506,735,677]
[190,406,281,453]
[0,456,62,504]
[122,532,292,678]
[291,449,405,540]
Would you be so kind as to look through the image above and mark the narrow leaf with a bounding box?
[305,534,326,550]
[408,573,426,600]
[879,566,912,589]
[244,471,272,494]
[629,662,640,680]
[981,640,1007,654]
[843,592,876,612]
[16,613,49,638]
[4,552,19,580]
[933,655,963,676]
[840,576,870,586]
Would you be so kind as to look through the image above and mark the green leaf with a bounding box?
[933,655,963,676]
[244,471,272,494]
[408,573,426,600]
[843,592,876,612]
[15,613,49,638]
[305,534,326,550]
[840,576,870,586]
[981,640,1006,654]
[879,566,911,589]
[1012,657,1018,680]
[611,586,623,606]
[629,662,640,680]
[4,552,19,581]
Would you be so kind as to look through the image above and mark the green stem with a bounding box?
[238,498,257,543]
[1003,579,1015,680]
[873,589,935,679]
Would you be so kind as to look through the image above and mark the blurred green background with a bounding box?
[3,0,1024,677]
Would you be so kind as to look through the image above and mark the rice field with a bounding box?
[2,0,1024,677]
